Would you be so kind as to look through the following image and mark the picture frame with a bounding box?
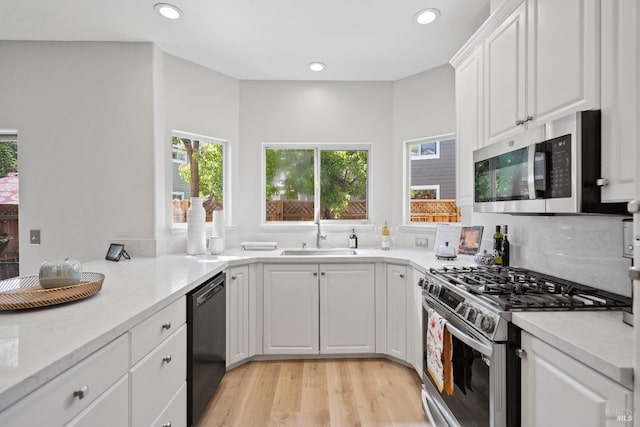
[105,243,130,262]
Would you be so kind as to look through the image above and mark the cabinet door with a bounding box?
[263,264,319,355]
[66,376,129,427]
[527,0,599,126]
[227,266,250,366]
[387,264,407,361]
[484,2,527,144]
[521,332,633,427]
[413,270,424,378]
[319,263,375,354]
[455,45,483,207]
[600,0,637,203]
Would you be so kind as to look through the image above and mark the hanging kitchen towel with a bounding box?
[427,308,454,395]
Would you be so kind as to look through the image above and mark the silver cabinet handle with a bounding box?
[515,118,524,126]
[231,275,237,280]
[516,349,527,359]
[162,355,172,364]
[313,272,318,276]
[399,274,405,278]
[162,322,172,330]
[525,115,533,122]
[162,423,172,427]
[73,385,89,400]
[321,272,325,276]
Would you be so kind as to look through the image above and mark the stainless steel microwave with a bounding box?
[473,110,627,215]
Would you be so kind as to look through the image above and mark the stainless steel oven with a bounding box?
[419,265,631,427]
[422,292,508,427]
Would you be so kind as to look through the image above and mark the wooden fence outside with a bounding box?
[173,199,224,223]
[264,199,460,222]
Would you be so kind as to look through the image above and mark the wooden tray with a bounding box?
[0,272,105,311]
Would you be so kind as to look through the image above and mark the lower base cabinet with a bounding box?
[66,376,129,427]
[521,331,633,427]
[263,263,376,355]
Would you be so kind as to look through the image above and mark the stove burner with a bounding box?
[428,265,631,311]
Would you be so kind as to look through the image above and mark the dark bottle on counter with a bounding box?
[501,225,510,267]
[493,225,503,265]
[349,228,358,249]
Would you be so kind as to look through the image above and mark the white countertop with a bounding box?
[512,310,634,389]
[0,248,634,410]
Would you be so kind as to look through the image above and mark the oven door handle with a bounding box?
[445,321,493,357]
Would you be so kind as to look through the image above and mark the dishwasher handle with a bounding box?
[196,282,224,307]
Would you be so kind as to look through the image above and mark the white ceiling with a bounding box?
[0,0,490,81]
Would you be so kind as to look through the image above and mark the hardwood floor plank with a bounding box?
[198,358,429,427]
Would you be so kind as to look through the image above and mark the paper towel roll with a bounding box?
[212,210,224,237]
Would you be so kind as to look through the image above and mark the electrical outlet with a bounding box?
[415,237,429,247]
[30,229,40,245]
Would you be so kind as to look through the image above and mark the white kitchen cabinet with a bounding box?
[130,324,187,427]
[227,265,250,365]
[454,45,484,208]
[484,1,527,144]
[484,0,599,145]
[151,383,187,427]
[521,331,633,427]
[66,376,129,427]
[386,264,407,361]
[600,0,638,203]
[263,264,320,355]
[319,263,375,354]
[0,334,129,427]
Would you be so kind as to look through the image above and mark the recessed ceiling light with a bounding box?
[415,8,440,25]
[154,3,183,20]
[309,62,326,72]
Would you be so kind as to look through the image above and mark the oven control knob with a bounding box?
[429,282,441,296]
[456,303,468,316]
[466,308,477,323]
[479,315,495,333]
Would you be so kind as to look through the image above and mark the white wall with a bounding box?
[392,65,457,229]
[235,80,393,246]
[162,54,239,251]
[0,41,157,274]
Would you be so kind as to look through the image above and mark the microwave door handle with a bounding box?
[445,322,493,357]
[527,145,537,199]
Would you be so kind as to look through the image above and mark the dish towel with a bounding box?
[427,308,454,395]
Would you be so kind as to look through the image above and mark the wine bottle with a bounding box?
[493,225,503,265]
[349,228,358,249]
[501,225,510,267]
[382,221,390,251]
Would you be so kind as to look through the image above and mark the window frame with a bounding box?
[171,130,231,230]
[410,141,440,160]
[403,133,456,225]
[410,184,441,200]
[261,142,371,225]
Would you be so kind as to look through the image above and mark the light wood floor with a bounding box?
[198,358,429,427]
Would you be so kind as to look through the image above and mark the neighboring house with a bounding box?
[172,147,191,200]
[410,138,456,199]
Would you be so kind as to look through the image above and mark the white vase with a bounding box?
[186,197,207,255]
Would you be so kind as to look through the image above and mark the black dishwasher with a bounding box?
[187,271,226,427]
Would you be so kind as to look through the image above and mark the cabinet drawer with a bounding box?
[0,334,129,427]
[152,383,186,427]
[66,375,129,427]
[130,296,186,365]
[131,324,186,427]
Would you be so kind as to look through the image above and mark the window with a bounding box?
[0,132,19,279]
[404,135,459,223]
[264,144,369,222]
[410,141,440,160]
[171,132,226,224]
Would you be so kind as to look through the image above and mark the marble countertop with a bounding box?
[512,310,634,389]
[0,247,634,410]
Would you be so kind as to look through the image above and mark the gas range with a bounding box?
[420,265,631,342]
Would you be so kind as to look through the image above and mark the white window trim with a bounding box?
[171,130,231,230]
[402,133,455,225]
[172,191,185,200]
[172,149,188,164]
[261,142,372,226]
[411,141,440,160]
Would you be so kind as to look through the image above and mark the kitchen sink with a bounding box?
[281,249,358,256]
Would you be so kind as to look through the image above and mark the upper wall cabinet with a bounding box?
[484,0,600,145]
[600,0,638,203]
[455,46,484,207]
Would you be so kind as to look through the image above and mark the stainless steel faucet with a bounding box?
[315,208,327,248]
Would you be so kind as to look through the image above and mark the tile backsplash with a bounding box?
[472,213,632,297]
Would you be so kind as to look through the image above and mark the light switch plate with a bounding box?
[30,229,40,245]
[415,237,429,247]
